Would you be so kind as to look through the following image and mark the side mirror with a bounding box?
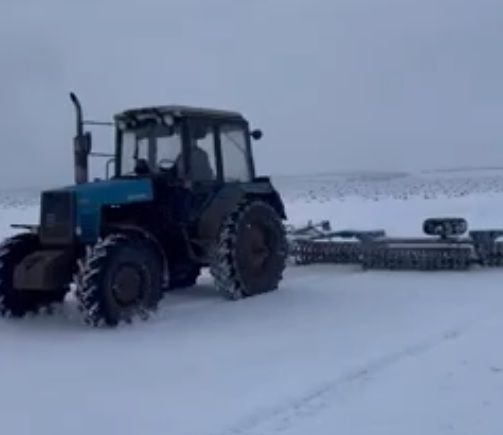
[250,129,263,140]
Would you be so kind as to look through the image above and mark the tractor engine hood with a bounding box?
[69,178,153,208]
[40,178,153,245]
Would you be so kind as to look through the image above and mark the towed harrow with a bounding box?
[286,218,503,271]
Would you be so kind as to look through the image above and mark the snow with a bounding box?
[1,171,503,435]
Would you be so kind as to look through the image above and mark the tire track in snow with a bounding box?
[0,266,346,332]
[149,267,343,323]
[215,323,471,435]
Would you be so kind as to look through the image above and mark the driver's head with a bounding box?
[192,124,207,141]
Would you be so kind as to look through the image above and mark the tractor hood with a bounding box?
[65,177,153,207]
[40,178,153,244]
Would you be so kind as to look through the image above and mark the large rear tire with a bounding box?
[210,200,287,300]
[0,233,67,318]
[75,233,163,327]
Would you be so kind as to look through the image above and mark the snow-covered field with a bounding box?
[1,171,503,435]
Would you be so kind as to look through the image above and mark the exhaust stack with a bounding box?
[69,92,91,184]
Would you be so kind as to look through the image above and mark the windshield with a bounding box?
[119,128,182,176]
[219,124,251,182]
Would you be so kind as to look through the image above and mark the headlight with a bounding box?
[163,114,174,126]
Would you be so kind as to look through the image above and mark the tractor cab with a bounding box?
[109,106,267,231]
[113,106,262,186]
[72,96,263,187]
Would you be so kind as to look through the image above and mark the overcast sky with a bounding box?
[1,0,503,188]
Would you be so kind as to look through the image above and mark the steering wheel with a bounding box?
[158,158,176,169]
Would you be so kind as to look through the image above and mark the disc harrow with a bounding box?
[286,218,503,271]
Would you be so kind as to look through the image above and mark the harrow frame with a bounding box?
[286,218,503,271]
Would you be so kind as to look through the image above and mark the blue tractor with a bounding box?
[0,93,288,327]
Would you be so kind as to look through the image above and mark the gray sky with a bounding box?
[2,0,503,188]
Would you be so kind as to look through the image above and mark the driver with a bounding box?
[174,125,214,181]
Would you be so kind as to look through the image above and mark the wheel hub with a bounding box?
[112,264,143,306]
[246,224,271,271]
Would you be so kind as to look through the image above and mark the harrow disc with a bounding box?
[290,239,362,265]
[360,244,473,271]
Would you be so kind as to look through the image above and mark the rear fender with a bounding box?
[197,182,287,242]
[247,190,287,220]
[242,180,287,219]
[197,185,244,242]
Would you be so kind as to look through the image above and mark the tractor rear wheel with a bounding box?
[210,200,287,300]
[75,233,163,327]
[0,233,68,318]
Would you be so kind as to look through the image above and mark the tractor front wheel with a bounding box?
[75,233,163,327]
[210,200,288,300]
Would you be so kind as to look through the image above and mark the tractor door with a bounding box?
[184,118,254,227]
[217,121,255,183]
[192,120,258,249]
[184,119,223,222]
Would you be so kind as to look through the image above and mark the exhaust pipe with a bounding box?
[69,92,91,184]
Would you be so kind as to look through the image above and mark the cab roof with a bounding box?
[114,105,246,123]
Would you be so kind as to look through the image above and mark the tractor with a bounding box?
[0,93,288,327]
